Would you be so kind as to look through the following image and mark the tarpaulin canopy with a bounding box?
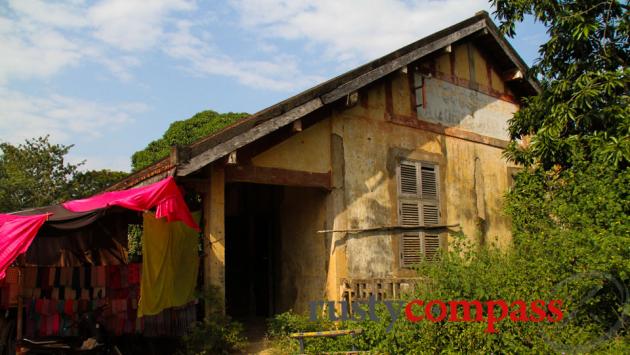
[0,176,199,279]
[63,176,199,231]
[0,214,49,279]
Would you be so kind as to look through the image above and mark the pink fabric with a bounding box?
[63,176,199,231]
[0,213,49,279]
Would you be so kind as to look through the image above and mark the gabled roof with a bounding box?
[109,11,539,190]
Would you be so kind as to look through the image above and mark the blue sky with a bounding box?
[0,0,547,172]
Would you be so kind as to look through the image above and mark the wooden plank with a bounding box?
[290,329,363,338]
[225,165,331,190]
[320,19,486,104]
[177,98,324,176]
[386,112,510,149]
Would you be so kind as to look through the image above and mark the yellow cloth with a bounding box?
[138,211,200,317]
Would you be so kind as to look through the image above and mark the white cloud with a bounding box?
[0,0,199,83]
[0,0,319,91]
[88,0,196,51]
[0,87,148,144]
[0,17,83,84]
[230,0,490,64]
[7,0,88,29]
[163,19,325,91]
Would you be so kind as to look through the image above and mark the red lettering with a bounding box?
[547,300,563,322]
[425,300,447,322]
[529,300,547,322]
[509,300,529,322]
[404,300,424,322]
[448,300,483,321]
[485,300,508,333]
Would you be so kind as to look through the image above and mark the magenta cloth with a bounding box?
[0,213,49,279]
[63,176,199,231]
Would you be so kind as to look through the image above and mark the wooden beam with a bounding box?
[179,178,210,193]
[177,98,324,176]
[502,69,524,81]
[320,18,486,104]
[345,91,359,107]
[170,145,191,166]
[481,17,541,93]
[226,151,237,165]
[385,112,510,149]
[292,119,303,132]
[225,165,331,190]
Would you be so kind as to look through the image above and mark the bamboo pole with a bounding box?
[316,223,460,234]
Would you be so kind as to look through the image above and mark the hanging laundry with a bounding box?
[138,212,200,317]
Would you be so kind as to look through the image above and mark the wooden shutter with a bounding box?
[398,161,441,267]
[423,234,440,260]
[400,201,421,226]
[422,203,439,225]
[401,234,422,267]
[399,162,418,196]
[420,165,438,201]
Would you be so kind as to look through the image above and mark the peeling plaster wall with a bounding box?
[335,41,518,279]
[418,78,517,140]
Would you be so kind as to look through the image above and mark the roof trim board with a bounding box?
[177,97,323,176]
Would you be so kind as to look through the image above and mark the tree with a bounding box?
[491,0,629,350]
[131,110,248,171]
[0,136,128,212]
[492,0,629,169]
[68,169,129,199]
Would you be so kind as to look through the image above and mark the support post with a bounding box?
[16,268,23,341]
[203,164,226,315]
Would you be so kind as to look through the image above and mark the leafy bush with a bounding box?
[178,286,246,355]
[268,198,628,354]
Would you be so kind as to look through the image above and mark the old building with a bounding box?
[110,11,539,319]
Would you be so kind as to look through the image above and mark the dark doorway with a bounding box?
[225,183,282,319]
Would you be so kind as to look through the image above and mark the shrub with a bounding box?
[178,287,246,355]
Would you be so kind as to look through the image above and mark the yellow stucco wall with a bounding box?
[250,117,331,173]
[326,41,519,281]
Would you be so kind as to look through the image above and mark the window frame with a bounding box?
[397,159,441,267]
[412,70,426,113]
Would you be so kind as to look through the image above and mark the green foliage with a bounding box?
[491,0,629,169]
[131,110,248,171]
[127,224,143,262]
[68,169,128,199]
[0,136,127,212]
[178,286,246,355]
[269,230,628,353]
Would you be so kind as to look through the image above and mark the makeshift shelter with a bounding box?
[0,176,202,346]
